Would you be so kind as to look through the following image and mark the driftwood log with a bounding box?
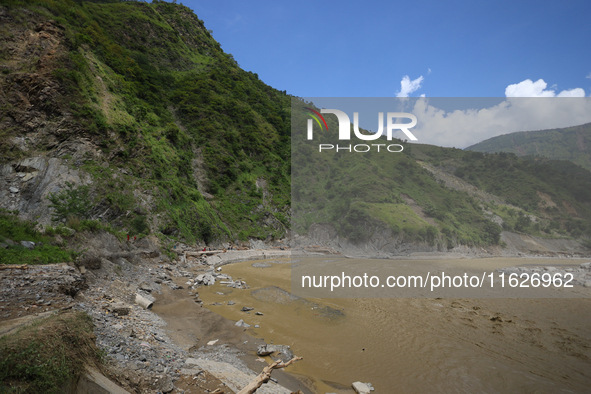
[236,356,303,394]
[0,264,28,270]
[185,250,225,257]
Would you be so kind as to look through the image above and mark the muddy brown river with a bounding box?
[169,257,591,393]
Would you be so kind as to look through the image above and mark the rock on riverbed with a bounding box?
[497,262,591,287]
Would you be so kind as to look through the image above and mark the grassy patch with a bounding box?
[366,202,429,232]
[0,210,77,265]
[0,311,104,393]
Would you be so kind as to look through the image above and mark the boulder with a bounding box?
[3,238,16,246]
[205,255,222,266]
[203,274,216,286]
[159,376,175,393]
[81,254,102,270]
[256,344,273,356]
[235,319,250,328]
[352,381,372,394]
[107,303,131,316]
[56,273,87,296]
[179,367,202,376]
[231,280,249,289]
[141,250,160,259]
[256,344,293,361]
[121,327,135,338]
[21,172,36,182]
[185,358,200,366]
[60,226,76,236]
[138,282,155,292]
[20,241,35,249]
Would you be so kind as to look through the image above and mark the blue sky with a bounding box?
[183,0,591,98]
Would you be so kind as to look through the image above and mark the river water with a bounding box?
[196,257,591,393]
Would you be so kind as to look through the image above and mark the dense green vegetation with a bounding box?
[1,0,290,243]
[411,145,591,239]
[291,101,502,248]
[466,122,591,171]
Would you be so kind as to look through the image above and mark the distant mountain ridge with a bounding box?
[466,123,591,171]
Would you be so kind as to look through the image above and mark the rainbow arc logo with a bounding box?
[304,107,328,131]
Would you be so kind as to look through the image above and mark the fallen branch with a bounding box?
[0,264,28,270]
[237,356,303,394]
[185,250,225,256]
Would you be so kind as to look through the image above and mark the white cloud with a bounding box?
[396,75,424,97]
[586,72,591,79]
[409,97,591,148]
[557,88,586,97]
[505,78,585,97]
[427,68,432,75]
[505,79,555,97]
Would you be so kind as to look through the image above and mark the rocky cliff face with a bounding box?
[0,10,96,224]
[0,1,290,244]
[1,157,88,226]
[0,15,88,160]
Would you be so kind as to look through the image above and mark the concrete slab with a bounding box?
[191,358,291,394]
[76,367,131,394]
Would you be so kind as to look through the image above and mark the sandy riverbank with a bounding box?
[152,278,313,394]
[156,254,591,393]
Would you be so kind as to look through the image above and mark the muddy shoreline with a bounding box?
[151,265,314,394]
[0,236,314,393]
[3,233,591,393]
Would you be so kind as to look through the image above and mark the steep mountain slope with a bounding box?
[466,122,591,171]
[0,0,290,245]
[0,0,589,257]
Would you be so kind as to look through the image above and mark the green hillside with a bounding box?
[291,102,499,249]
[412,145,591,238]
[0,0,290,244]
[292,99,591,248]
[466,123,591,171]
[1,0,590,251]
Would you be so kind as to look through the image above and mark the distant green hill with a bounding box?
[466,123,591,171]
[292,101,591,249]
